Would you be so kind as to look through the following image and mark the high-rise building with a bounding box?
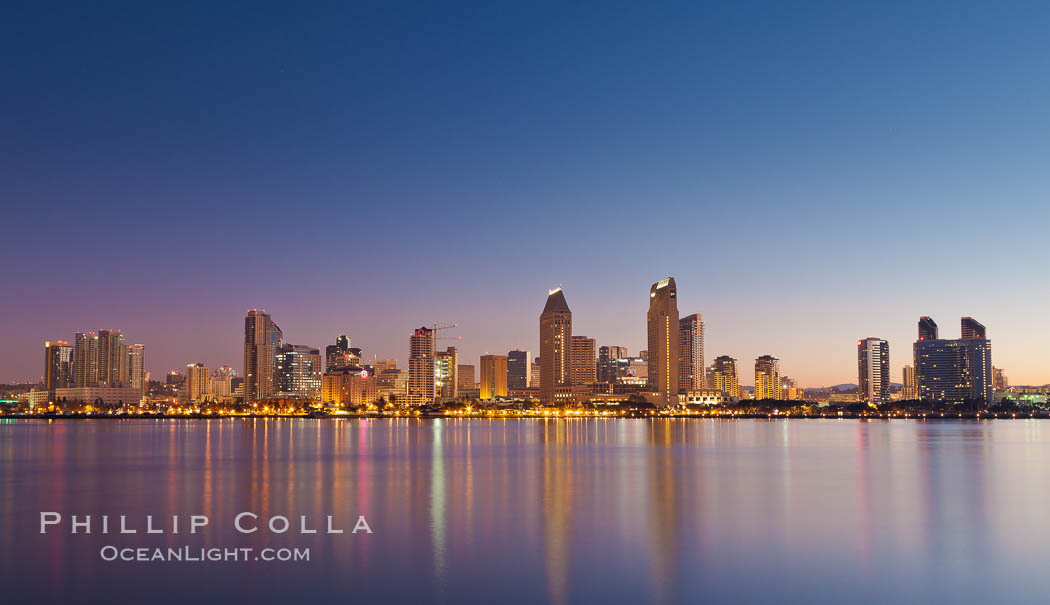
[992,367,1008,391]
[457,364,476,390]
[569,336,596,386]
[407,327,435,405]
[44,341,73,391]
[325,335,353,372]
[597,345,628,383]
[754,355,781,400]
[710,356,739,397]
[530,360,541,389]
[97,329,128,386]
[507,349,532,390]
[540,288,572,403]
[678,314,704,393]
[918,316,938,341]
[275,344,322,399]
[210,366,235,398]
[322,367,378,408]
[480,354,509,400]
[857,338,890,404]
[913,316,992,403]
[371,359,397,372]
[961,317,986,339]
[435,347,458,400]
[647,277,679,405]
[902,365,918,399]
[185,363,210,403]
[127,344,145,394]
[244,310,282,402]
[73,332,99,387]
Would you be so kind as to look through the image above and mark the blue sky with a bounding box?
[2,1,1048,385]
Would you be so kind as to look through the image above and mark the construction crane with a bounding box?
[431,323,460,355]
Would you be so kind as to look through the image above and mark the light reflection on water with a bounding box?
[2,418,1050,604]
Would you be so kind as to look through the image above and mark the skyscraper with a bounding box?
[913,316,992,403]
[325,335,352,372]
[857,338,890,404]
[992,367,1008,391]
[678,314,704,392]
[507,349,532,390]
[97,329,128,386]
[710,356,739,397]
[902,365,917,399]
[754,355,781,400]
[127,344,145,394]
[647,277,679,405]
[44,341,73,391]
[407,326,435,405]
[275,344,323,399]
[73,332,99,387]
[457,364,476,390]
[569,336,597,386]
[435,346,459,400]
[540,288,572,403]
[479,354,509,399]
[918,316,938,341]
[961,317,986,339]
[185,363,210,403]
[597,345,628,383]
[244,310,282,402]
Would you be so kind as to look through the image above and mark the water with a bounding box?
[2,418,1050,604]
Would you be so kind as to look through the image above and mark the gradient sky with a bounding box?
[2,1,1048,386]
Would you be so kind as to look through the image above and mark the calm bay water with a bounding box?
[2,418,1050,604]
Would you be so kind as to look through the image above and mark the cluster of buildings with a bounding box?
[857,316,1000,405]
[21,279,1011,412]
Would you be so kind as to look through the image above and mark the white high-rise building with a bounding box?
[858,338,890,404]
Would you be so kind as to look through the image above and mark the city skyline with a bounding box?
[3,3,1049,386]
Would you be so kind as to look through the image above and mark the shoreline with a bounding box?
[2,412,1044,421]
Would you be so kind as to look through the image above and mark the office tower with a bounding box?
[97,329,128,386]
[507,349,532,390]
[407,326,435,405]
[275,344,323,399]
[44,341,73,391]
[902,365,917,399]
[678,314,704,392]
[322,367,378,407]
[480,354,509,399]
[597,345,628,383]
[754,355,781,400]
[857,338,890,404]
[992,367,1008,391]
[961,317,986,339]
[913,316,992,403]
[570,336,597,386]
[918,316,938,341]
[210,366,235,398]
[530,360,540,388]
[377,368,408,402]
[710,356,740,397]
[647,277,679,405]
[457,364,476,390]
[73,332,99,387]
[127,344,145,394]
[435,346,459,400]
[185,363,210,403]
[371,359,397,372]
[540,288,572,403]
[244,309,282,402]
[325,335,352,372]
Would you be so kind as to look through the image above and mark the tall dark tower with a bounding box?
[918,316,938,341]
[540,288,572,404]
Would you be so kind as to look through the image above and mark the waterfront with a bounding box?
[4,418,1050,604]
